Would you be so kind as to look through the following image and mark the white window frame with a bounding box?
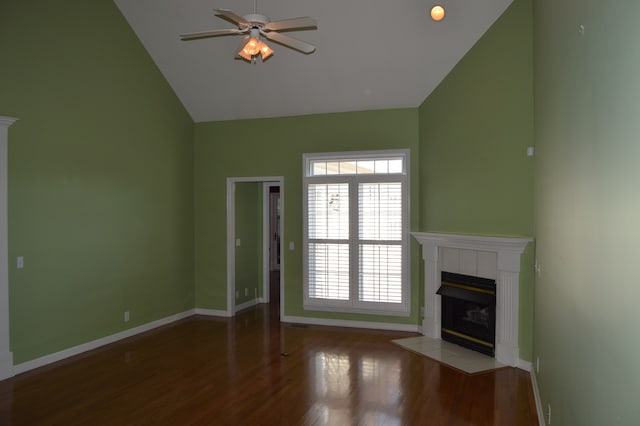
[302,149,410,316]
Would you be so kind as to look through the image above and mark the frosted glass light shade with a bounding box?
[430,5,445,21]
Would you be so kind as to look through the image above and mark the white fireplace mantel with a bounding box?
[412,232,532,367]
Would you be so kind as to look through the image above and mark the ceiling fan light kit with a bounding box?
[236,28,274,62]
[180,3,317,64]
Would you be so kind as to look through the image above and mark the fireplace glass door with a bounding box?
[437,272,496,357]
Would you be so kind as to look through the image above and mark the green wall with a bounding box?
[418,0,535,360]
[234,182,262,305]
[0,0,194,363]
[0,0,541,370]
[534,1,640,424]
[194,109,421,325]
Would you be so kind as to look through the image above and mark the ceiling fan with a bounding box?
[180,1,317,63]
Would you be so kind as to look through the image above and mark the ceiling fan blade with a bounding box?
[214,9,250,27]
[180,28,246,41]
[263,17,317,32]
[262,31,316,54]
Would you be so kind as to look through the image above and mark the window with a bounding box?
[303,150,410,316]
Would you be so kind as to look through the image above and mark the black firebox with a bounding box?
[437,272,496,357]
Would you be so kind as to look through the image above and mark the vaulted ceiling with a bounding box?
[114,0,513,123]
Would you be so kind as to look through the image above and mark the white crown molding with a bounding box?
[0,116,17,381]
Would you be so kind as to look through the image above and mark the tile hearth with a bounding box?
[392,335,506,374]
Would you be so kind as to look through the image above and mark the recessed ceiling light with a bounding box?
[430,5,445,22]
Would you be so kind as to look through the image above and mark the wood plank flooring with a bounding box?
[0,301,538,425]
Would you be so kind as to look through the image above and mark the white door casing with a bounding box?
[0,116,17,380]
[227,177,284,318]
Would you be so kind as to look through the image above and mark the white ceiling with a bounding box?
[114,0,513,123]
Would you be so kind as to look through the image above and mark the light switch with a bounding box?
[236,238,241,247]
[289,241,295,251]
[16,256,24,269]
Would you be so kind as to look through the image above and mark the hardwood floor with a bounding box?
[0,300,538,425]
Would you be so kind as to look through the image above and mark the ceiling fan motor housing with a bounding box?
[243,14,270,27]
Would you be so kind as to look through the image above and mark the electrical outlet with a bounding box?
[245,288,248,296]
[124,310,130,322]
[536,356,540,373]
[547,403,551,424]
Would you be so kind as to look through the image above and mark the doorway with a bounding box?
[268,187,280,272]
[226,177,284,319]
[267,186,281,308]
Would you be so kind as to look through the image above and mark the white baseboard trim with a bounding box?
[235,299,260,313]
[517,359,532,372]
[11,306,528,387]
[194,308,232,317]
[531,369,546,426]
[0,350,13,381]
[13,309,196,376]
[282,315,421,333]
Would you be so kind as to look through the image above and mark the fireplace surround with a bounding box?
[412,232,532,367]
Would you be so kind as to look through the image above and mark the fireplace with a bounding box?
[437,272,496,357]
[412,232,532,367]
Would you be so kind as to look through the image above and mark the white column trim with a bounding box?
[0,116,17,380]
[420,243,441,339]
[412,232,532,367]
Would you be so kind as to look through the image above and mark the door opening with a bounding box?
[227,177,284,319]
[268,186,281,308]
[269,187,281,272]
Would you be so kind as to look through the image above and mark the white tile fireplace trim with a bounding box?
[412,232,532,367]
